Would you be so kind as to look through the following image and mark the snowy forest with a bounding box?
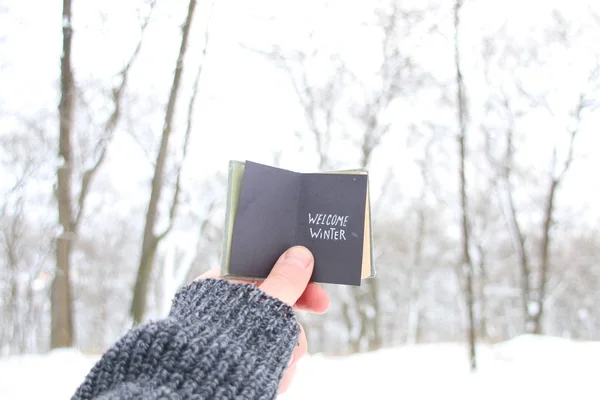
[1,0,599,373]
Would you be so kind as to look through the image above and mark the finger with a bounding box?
[195,267,221,280]
[279,323,307,394]
[259,246,314,306]
[294,282,330,314]
[195,267,258,286]
[291,323,308,365]
[278,363,297,394]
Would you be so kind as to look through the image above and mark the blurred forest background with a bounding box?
[1,0,599,368]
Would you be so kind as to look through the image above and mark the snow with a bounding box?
[0,349,96,400]
[284,336,600,399]
[1,335,598,399]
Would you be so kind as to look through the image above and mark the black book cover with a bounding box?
[226,161,370,286]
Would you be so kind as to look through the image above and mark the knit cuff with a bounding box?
[170,278,299,351]
[74,279,301,400]
[169,278,297,329]
[168,279,300,397]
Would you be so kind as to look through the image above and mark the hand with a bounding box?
[197,246,329,394]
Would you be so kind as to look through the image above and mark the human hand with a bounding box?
[197,246,329,394]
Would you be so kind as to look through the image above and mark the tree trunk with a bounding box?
[130,0,197,324]
[406,208,425,345]
[341,300,359,353]
[499,128,534,332]
[454,0,477,371]
[51,0,75,349]
[365,279,381,351]
[531,178,558,334]
[476,246,488,340]
[359,144,382,352]
[2,214,19,352]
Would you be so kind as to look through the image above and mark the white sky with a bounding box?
[0,0,599,224]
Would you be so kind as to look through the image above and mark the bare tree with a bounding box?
[130,0,202,324]
[532,93,588,333]
[259,0,431,353]
[50,0,156,348]
[1,197,24,352]
[345,4,431,350]
[0,117,54,354]
[481,19,599,334]
[405,138,435,344]
[51,0,76,348]
[157,21,215,316]
[453,0,477,370]
[262,44,342,171]
[4,0,598,357]
[520,18,598,334]
[156,196,219,316]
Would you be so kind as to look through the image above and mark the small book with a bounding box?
[220,160,375,286]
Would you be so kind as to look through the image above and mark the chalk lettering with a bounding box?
[307,213,349,227]
[307,213,350,241]
[308,227,348,241]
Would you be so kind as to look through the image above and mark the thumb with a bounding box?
[259,246,314,306]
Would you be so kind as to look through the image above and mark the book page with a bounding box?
[296,173,368,285]
[228,161,302,279]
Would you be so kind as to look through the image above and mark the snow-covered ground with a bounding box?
[1,335,598,399]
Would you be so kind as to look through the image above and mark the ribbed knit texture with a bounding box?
[71,279,300,400]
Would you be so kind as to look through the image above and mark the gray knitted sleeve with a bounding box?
[71,279,300,400]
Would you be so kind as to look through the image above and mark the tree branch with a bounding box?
[533,62,594,333]
[73,1,157,230]
[454,0,477,370]
[157,6,212,242]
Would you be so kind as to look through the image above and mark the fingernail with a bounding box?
[284,246,313,269]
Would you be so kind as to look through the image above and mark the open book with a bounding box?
[220,160,375,286]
